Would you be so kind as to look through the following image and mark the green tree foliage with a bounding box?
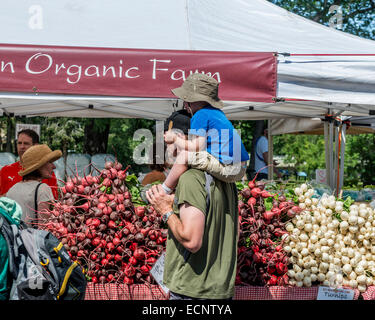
[232,120,255,152]
[42,118,84,179]
[3,117,15,153]
[268,0,375,39]
[345,134,375,185]
[83,119,111,155]
[273,134,326,177]
[42,118,84,153]
[107,118,155,175]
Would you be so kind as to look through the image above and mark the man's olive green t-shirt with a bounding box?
[163,169,238,299]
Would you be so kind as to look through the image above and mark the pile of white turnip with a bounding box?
[39,160,167,285]
[283,183,375,292]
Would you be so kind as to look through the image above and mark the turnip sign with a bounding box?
[0,44,277,102]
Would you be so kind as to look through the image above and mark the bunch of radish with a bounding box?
[236,178,299,286]
[40,160,167,285]
[283,183,375,292]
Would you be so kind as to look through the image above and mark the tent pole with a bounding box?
[339,123,346,197]
[329,117,334,191]
[334,123,339,196]
[324,112,331,189]
[268,119,274,180]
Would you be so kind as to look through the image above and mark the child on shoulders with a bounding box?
[161,73,249,194]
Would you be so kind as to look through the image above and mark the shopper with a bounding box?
[141,142,169,186]
[0,198,22,300]
[160,73,249,195]
[0,129,59,199]
[6,144,62,227]
[146,110,238,300]
[254,127,281,180]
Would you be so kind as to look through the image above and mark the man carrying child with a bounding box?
[146,73,248,299]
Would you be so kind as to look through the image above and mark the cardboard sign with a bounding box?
[15,123,40,139]
[150,251,169,295]
[317,286,355,300]
[315,169,326,184]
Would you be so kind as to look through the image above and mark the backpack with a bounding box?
[0,209,87,300]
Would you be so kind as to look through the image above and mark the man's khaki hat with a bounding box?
[19,144,62,176]
[171,73,224,109]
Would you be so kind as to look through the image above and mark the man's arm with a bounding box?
[146,184,205,253]
[166,203,205,253]
[262,151,269,165]
[262,151,282,178]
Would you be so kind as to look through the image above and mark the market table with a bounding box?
[84,284,375,300]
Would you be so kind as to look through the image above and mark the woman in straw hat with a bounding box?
[6,144,62,227]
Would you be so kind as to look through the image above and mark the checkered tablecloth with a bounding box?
[234,285,319,300]
[362,286,375,300]
[84,283,373,300]
[234,285,362,300]
[84,283,169,300]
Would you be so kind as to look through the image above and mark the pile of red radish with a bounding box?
[236,178,302,286]
[40,160,167,285]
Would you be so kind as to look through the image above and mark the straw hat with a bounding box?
[19,144,62,176]
[171,73,224,109]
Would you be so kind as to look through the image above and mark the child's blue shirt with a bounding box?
[190,106,250,165]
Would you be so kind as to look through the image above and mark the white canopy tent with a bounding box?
[272,118,375,136]
[0,0,375,191]
[0,0,374,118]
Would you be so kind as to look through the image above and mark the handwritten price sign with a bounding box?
[150,251,169,295]
[315,169,326,184]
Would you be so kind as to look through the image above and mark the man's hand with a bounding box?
[146,184,175,217]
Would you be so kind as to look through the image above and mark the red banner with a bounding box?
[0,44,277,102]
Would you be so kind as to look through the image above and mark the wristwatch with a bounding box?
[162,211,174,224]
